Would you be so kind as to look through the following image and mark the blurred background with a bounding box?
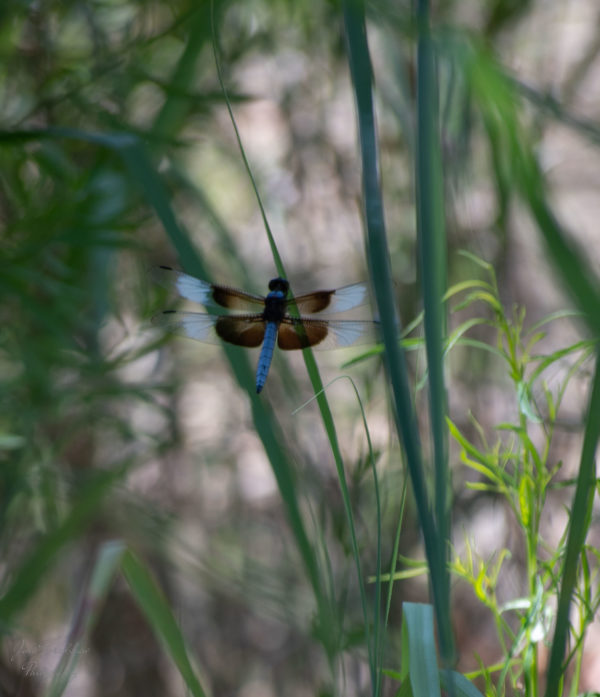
[1,0,600,695]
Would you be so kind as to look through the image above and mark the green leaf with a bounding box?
[401,603,441,697]
[121,550,207,697]
[518,475,532,528]
[545,352,600,697]
[517,380,541,423]
[440,670,486,697]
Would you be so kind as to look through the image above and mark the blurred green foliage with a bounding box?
[1,1,600,696]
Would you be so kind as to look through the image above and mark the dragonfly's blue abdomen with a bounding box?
[256,321,278,393]
[255,286,287,393]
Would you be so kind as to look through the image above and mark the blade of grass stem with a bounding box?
[383,477,408,626]
[415,0,452,664]
[401,603,441,697]
[342,0,453,667]
[121,550,207,697]
[544,350,600,697]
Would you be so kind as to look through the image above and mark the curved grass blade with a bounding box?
[342,0,454,673]
[544,352,600,697]
[121,550,207,697]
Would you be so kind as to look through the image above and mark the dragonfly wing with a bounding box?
[292,282,370,315]
[214,315,266,347]
[277,318,329,349]
[153,311,266,347]
[152,310,222,344]
[277,318,379,350]
[154,266,266,310]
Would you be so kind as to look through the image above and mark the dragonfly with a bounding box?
[153,266,378,393]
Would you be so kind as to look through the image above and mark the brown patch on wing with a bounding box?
[215,316,266,347]
[291,290,336,314]
[211,285,265,310]
[278,319,328,349]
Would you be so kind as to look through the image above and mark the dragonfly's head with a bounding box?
[268,277,289,295]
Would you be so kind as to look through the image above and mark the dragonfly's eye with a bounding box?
[268,277,289,293]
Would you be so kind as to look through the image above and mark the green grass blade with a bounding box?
[401,603,441,697]
[342,0,427,539]
[343,0,450,669]
[439,670,485,697]
[121,550,207,697]
[544,351,600,697]
[415,0,453,665]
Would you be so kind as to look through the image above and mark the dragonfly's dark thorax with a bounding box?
[262,277,289,323]
[262,293,287,323]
